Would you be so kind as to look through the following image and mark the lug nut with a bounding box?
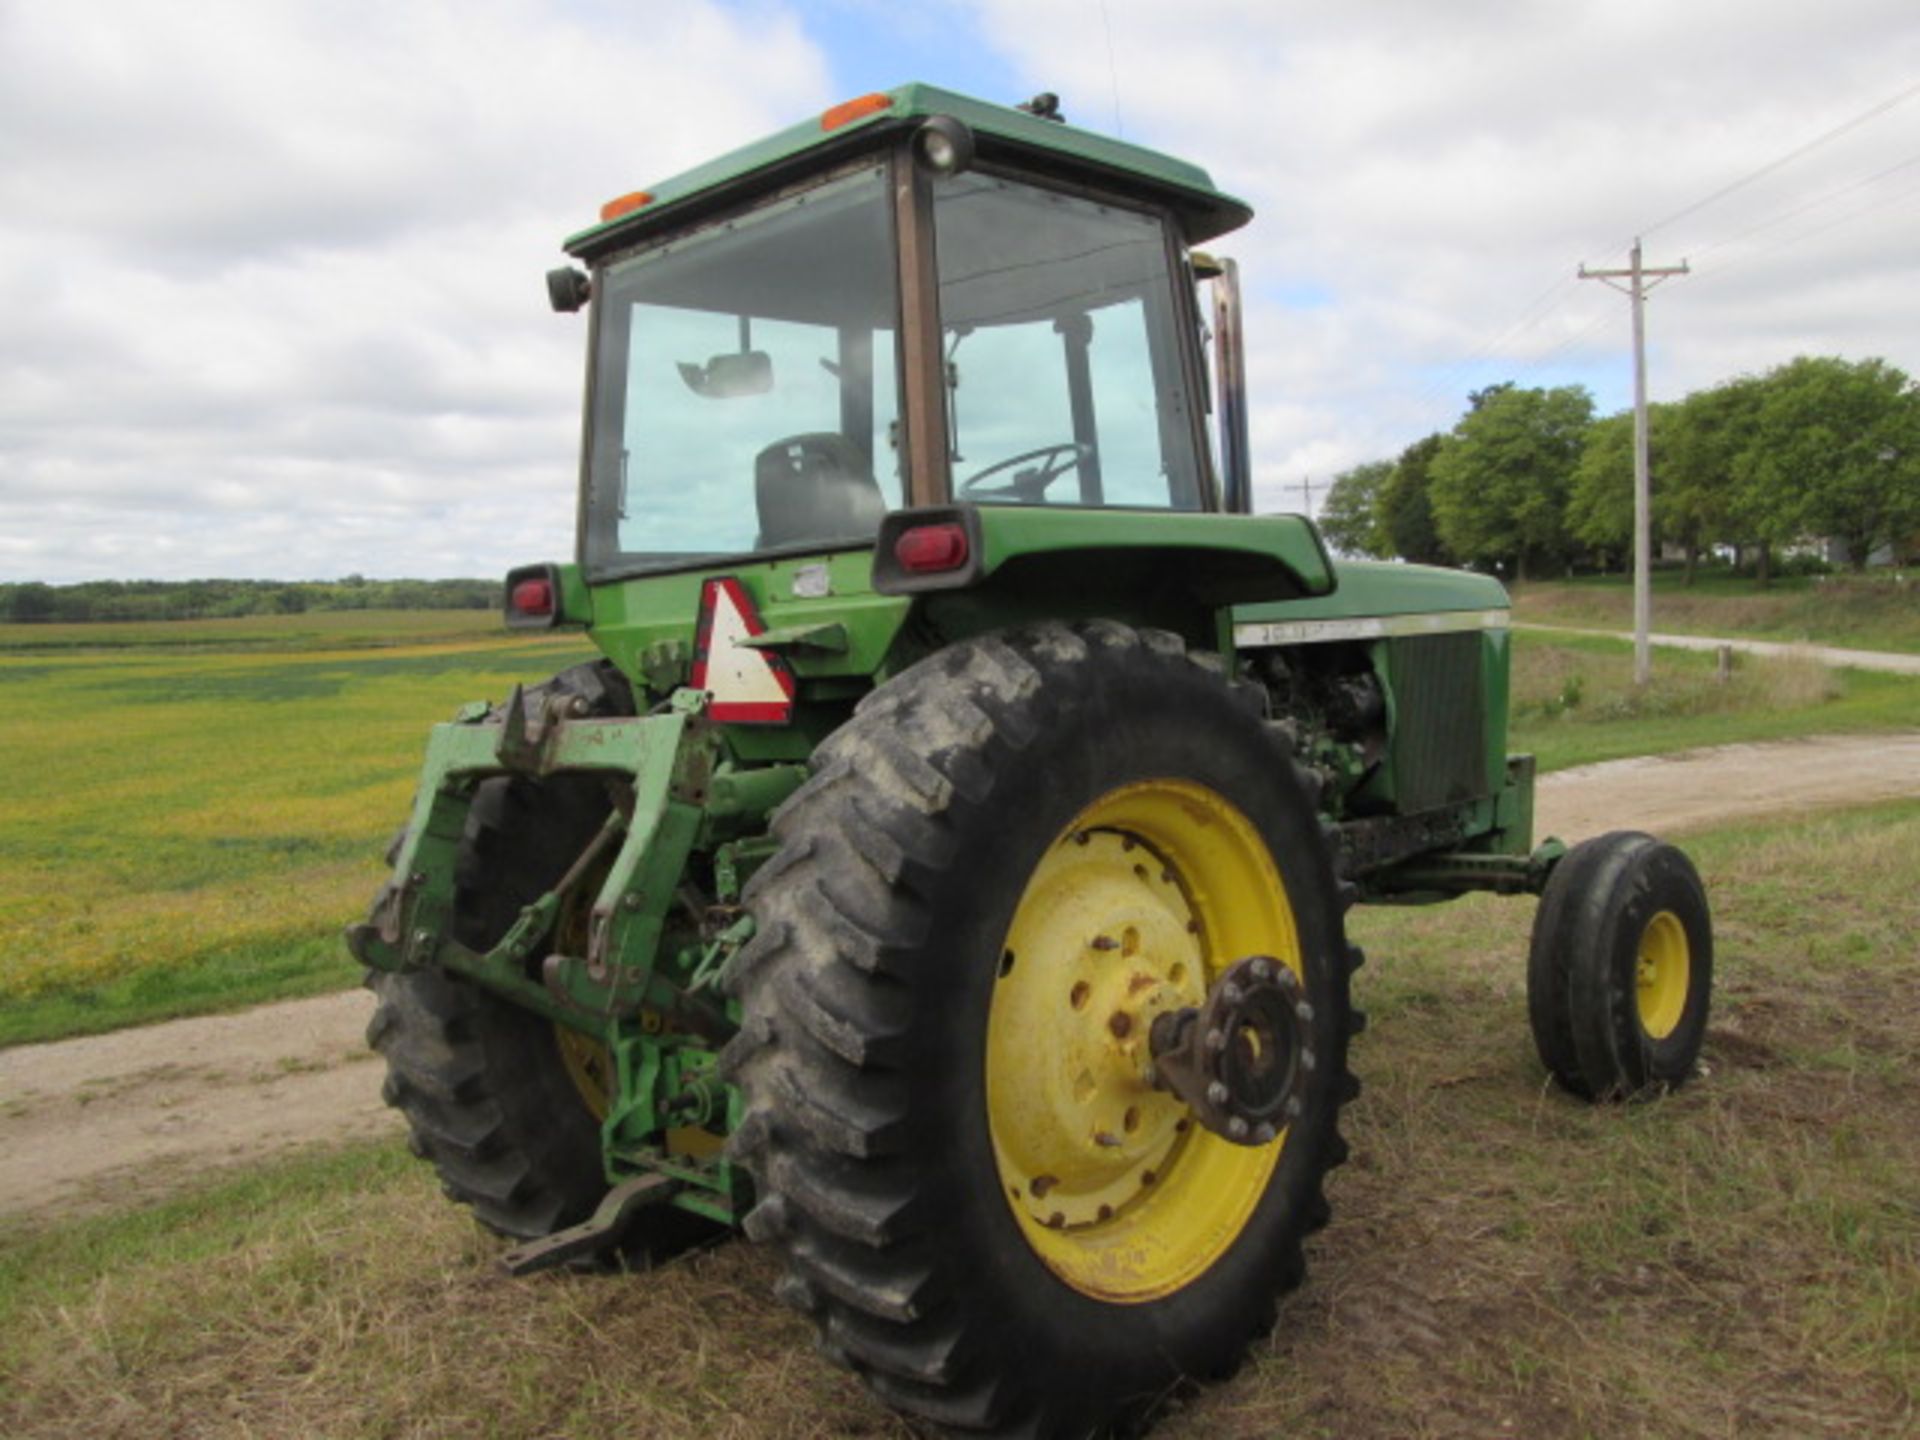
[1285,1096,1304,1119]
[1221,982,1244,1006]
[1206,1081,1230,1106]
[1226,1117,1249,1140]
[1205,1027,1227,1053]
[1254,1122,1277,1143]
[1249,958,1272,981]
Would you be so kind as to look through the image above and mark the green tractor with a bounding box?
[348,85,1713,1438]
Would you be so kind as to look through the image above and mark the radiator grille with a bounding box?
[1387,631,1487,812]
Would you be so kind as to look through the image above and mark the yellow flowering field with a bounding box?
[0,612,592,1045]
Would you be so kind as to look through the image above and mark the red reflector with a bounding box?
[510,577,554,616]
[894,523,970,574]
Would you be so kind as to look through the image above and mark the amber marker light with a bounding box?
[599,190,654,222]
[821,92,892,131]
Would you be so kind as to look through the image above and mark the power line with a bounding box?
[1694,172,1920,282]
[1639,77,1920,240]
[1687,149,1920,262]
[1405,272,1583,417]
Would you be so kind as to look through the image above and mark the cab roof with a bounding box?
[564,82,1254,261]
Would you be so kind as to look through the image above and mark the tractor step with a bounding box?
[498,1174,681,1276]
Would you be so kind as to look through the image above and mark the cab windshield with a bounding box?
[583,165,903,576]
[933,173,1204,511]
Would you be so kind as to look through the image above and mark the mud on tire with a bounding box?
[721,621,1361,1438]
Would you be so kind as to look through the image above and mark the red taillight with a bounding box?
[894,522,970,574]
[510,577,554,617]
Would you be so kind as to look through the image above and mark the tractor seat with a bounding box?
[754,433,887,551]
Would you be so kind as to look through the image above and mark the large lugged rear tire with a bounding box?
[1527,830,1713,1100]
[721,621,1360,1438]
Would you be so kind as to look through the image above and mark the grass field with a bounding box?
[3,610,1918,1049]
[0,613,593,1048]
[3,800,1914,1439]
[1511,570,1920,655]
[1507,631,1920,771]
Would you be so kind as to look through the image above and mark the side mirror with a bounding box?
[678,350,774,398]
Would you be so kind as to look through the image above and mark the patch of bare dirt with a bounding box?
[0,990,388,1219]
[1535,731,1920,842]
[2,731,1915,1221]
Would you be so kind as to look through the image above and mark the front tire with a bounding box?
[1527,831,1713,1100]
[722,621,1360,1437]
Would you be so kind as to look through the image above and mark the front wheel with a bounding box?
[1527,831,1713,1100]
[721,621,1361,1438]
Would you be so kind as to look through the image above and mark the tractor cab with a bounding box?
[548,85,1261,589]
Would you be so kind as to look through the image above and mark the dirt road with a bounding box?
[4,730,1917,1221]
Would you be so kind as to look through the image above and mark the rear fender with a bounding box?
[872,503,1336,649]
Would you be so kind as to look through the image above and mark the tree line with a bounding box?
[1318,355,1920,582]
[0,576,500,624]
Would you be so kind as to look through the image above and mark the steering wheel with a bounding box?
[957,442,1089,502]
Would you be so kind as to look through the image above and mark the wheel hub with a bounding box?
[1148,954,1312,1144]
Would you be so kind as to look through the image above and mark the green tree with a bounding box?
[1743,356,1920,571]
[1663,378,1761,583]
[1566,410,1636,567]
[1317,460,1395,557]
[1379,434,1451,565]
[1429,384,1595,579]
[6,582,56,623]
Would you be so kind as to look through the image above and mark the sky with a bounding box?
[3,0,1917,582]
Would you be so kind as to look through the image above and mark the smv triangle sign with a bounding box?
[691,576,796,724]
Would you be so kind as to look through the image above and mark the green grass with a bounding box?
[0,616,593,1048]
[0,607,515,654]
[3,802,1914,1438]
[1509,629,1920,771]
[1512,570,1920,655]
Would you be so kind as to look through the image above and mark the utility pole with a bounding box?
[1579,239,1688,686]
[1296,475,1331,519]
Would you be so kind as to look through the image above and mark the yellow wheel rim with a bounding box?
[556,1024,616,1118]
[985,779,1299,1303]
[1635,909,1690,1040]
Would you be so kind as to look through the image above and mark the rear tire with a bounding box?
[1527,831,1713,1100]
[722,621,1360,1438]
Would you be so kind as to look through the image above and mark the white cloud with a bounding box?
[4,1,1918,578]
[968,0,1920,510]
[0,0,831,581]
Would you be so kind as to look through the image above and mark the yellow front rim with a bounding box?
[1635,909,1690,1040]
[985,779,1299,1303]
